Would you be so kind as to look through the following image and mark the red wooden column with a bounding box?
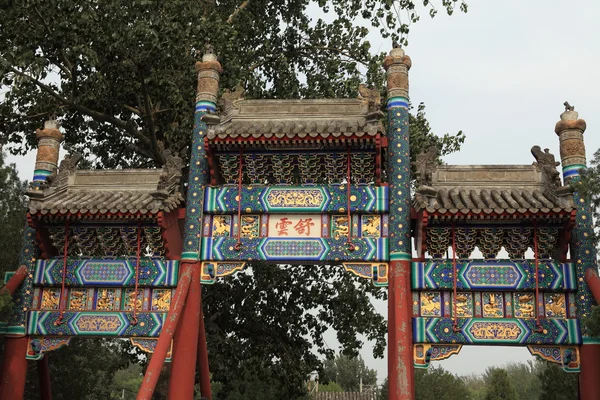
[388,260,414,399]
[197,284,212,399]
[168,264,201,399]
[0,337,29,400]
[38,355,53,400]
[384,45,414,399]
[580,343,600,400]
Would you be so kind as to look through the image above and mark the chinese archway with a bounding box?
[1,46,599,400]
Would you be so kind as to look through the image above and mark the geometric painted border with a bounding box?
[27,311,166,337]
[34,259,179,287]
[204,185,388,214]
[413,317,581,345]
[201,237,388,262]
[411,259,576,291]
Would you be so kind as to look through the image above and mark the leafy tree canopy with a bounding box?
[484,368,518,400]
[414,365,471,400]
[320,353,377,391]
[537,362,579,400]
[0,0,466,167]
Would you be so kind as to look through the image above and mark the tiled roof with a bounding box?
[412,165,574,216]
[205,99,384,141]
[28,154,183,218]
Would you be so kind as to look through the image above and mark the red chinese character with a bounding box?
[276,217,292,235]
[294,218,314,236]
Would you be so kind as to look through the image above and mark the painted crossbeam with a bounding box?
[413,317,581,345]
[412,259,576,291]
[33,258,179,287]
[200,237,388,262]
[27,311,166,337]
[204,185,388,213]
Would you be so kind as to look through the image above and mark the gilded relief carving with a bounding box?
[545,293,566,318]
[454,293,473,317]
[361,215,381,237]
[41,289,60,310]
[212,215,231,237]
[482,293,504,318]
[514,293,535,318]
[152,289,172,311]
[469,321,522,341]
[69,290,87,310]
[240,215,259,238]
[267,189,324,208]
[332,215,350,238]
[96,289,119,311]
[420,292,441,317]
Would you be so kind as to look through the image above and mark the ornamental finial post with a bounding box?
[555,102,587,183]
[383,46,412,103]
[33,119,64,183]
[194,44,223,106]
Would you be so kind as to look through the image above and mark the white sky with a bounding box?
[6,0,600,383]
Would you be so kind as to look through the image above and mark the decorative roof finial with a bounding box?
[202,41,217,62]
[564,101,574,112]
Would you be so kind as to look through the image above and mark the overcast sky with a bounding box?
[6,0,600,382]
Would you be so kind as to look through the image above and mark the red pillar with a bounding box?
[0,265,28,295]
[580,344,600,400]
[137,262,193,400]
[0,337,29,400]
[168,264,201,400]
[38,355,52,400]
[197,285,212,399]
[388,260,414,400]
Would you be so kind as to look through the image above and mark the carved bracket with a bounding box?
[26,336,72,360]
[130,337,173,362]
[201,261,247,284]
[414,343,462,369]
[343,263,388,287]
[528,345,580,373]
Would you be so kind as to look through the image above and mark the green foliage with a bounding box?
[537,362,578,400]
[484,368,518,400]
[0,152,27,318]
[319,382,344,392]
[321,354,377,391]
[0,1,466,168]
[23,338,128,400]
[378,378,388,400]
[110,363,143,400]
[415,365,471,400]
[584,305,600,337]
[578,148,600,244]
[0,152,27,275]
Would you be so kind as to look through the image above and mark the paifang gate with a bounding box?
[1,46,600,400]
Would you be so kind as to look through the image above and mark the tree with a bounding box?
[319,382,344,392]
[23,338,128,400]
[0,1,467,394]
[502,361,542,400]
[0,152,27,318]
[484,368,518,400]
[0,152,27,275]
[0,1,466,167]
[414,365,471,400]
[537,362,578,400]
[321,354,377,391]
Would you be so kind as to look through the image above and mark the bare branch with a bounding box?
[227,0,250,23]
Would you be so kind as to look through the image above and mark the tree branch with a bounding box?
[32,6,74,78]
[4,62,153,150]
[227,0,250,23]
[140,78,162,163]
